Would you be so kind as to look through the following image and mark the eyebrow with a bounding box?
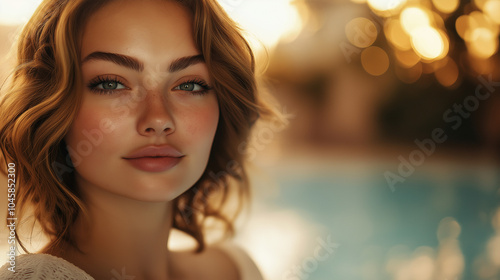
[81,52,205,73]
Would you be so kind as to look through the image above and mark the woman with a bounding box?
[0,0,279,279]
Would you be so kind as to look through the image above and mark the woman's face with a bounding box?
[65,0,219,202]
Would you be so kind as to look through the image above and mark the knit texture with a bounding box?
[0,254,94,280]
[0,243,262,280]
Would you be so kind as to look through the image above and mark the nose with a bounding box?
[137,90,175,137]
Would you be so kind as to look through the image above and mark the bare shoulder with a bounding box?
[171,242,263,280]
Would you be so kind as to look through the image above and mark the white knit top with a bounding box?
[0,243,263,280]
[0,254,94,280]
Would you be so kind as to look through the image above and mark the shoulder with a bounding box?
[0,253,95,280]
[171,242,264,280]
[213,242,264,280]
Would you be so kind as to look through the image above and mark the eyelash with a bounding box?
[87,75,127,95]
[176,78,212,96]
[86,76,212,95]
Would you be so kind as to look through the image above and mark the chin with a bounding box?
[118,181,191,203]
[119,171,203,202]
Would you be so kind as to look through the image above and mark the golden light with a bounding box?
[487,235,500,266]
[431,11,445,29]
[361,46,390,76]
[219,0,304,51]
[468,11,499,38]
[385,19,412,50]
[455,15,469,39]
[401,7,432,35]
[345,17,378,48]
[484,0,500,25]
[435,58,459,87]
[0,0,42,25]
[410,26,448,60]
[367,0,406,16]
[410,253,435,280]
[474,0,489,10]
[432,0,459,14]
[467,27,499,58]
[395,50,420,68]
[437,217,461,241]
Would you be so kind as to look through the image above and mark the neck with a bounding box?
[49,178,175,280]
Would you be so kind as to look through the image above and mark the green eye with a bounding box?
[102,81,119,90]
[177,82,203,91]
[87,75,128,95]
[98,81,126,90]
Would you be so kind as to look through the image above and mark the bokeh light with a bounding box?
[400,7,431,35]
[367,0,406,16]
[410,26,448,60]
[219,0,304,51]
[385,19,412,50]
[484,0,500,25]
[467,27,499,58]
[434,58,459,87]
[432,0,459,14]
[394,49,420,68]
[475,0,489,10]
[455,15,470,39]
[487,235,500,266]
[361,46,390,76]
[345,17,378,48]
[437,217,461,241]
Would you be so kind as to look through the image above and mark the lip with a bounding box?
[123,145,184,172]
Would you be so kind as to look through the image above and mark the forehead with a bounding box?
[80,0,198,63]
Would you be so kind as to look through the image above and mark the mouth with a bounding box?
[124,155,184,172]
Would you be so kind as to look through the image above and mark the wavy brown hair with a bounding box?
[0,0,281,253]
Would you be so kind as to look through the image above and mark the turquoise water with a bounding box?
[256,162,500,280]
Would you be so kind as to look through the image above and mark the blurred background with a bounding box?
[1,0,500,279]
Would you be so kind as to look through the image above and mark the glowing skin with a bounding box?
[65,0,219,203]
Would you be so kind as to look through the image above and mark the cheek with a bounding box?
[179,97,219,145]
[64,102,122,164]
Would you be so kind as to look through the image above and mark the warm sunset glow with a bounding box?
[219,0,304,51]
[0,0,42,25]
